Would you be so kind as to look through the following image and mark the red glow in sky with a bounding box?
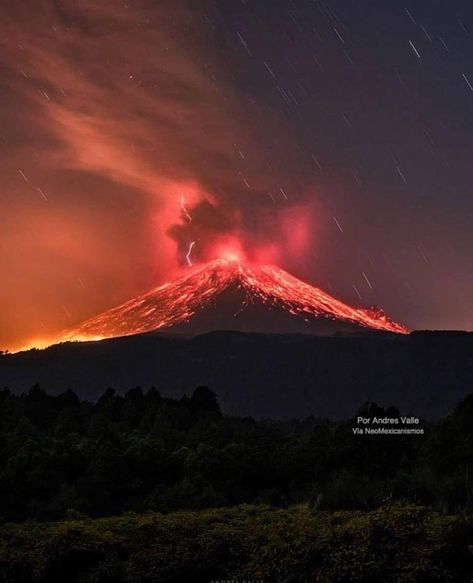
[208,236,247,263]
[0,2,304,350]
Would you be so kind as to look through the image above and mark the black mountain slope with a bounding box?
[1,330,471,420]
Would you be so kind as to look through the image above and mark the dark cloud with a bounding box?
[167,199,238,263]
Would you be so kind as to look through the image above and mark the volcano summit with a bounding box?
[63,258,407,343]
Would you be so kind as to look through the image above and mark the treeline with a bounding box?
[1,384,473,521]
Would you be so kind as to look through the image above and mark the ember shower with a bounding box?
[63,258,407,345]
[1,0,473,352]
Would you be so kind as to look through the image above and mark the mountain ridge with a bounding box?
[1,329,471,420]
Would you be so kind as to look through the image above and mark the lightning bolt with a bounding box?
[185,241,196,266]
[180,195,192,222]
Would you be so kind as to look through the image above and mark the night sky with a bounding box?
[1,0,473,350]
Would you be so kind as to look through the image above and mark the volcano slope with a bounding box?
[62,258,407,342]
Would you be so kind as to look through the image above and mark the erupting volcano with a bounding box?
[63,258,408,343]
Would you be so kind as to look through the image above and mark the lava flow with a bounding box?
[61,258,408,344]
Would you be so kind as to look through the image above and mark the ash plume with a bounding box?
[0,0,306,350]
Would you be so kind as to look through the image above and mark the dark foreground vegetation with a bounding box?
[1,384,473,521]
[2,385,473,581]
[1,504,473,583]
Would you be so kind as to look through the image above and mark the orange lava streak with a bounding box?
[62,258,408,343]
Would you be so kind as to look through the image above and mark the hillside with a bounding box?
[1,330,471,419]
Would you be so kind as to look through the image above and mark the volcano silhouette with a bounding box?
[63,258,407,343]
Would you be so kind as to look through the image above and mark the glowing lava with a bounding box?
[60,258,408,344]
